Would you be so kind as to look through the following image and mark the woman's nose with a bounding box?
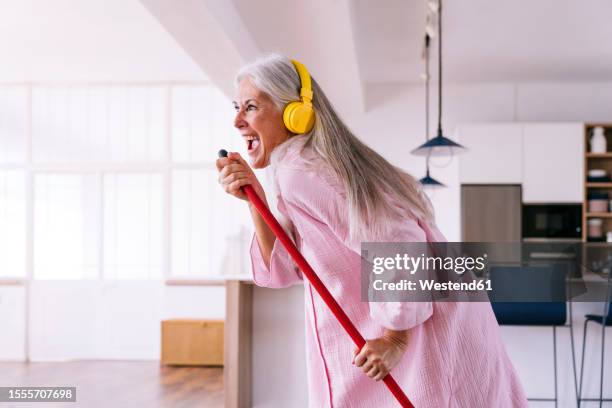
[234,110,247,129]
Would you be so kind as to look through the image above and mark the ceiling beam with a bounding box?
[140,0,365,114]
[139,0,260,99]
[299,0,366,114]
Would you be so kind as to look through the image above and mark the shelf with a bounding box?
[583,124,612,241]
[586,182,612,188]
[584,241,612,247]
[586,153,612,158]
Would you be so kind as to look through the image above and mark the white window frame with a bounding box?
[0,81,246,284]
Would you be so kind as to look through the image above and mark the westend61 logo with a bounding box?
[371,253,488,275]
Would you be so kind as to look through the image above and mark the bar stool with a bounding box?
[489,266,577,408]
[578,301,611,408]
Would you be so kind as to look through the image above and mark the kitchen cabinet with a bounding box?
[457,124,523,184]
[461,185,522,262]
[458,122,584,202]
[461,185,522,242]
[522,123,584,202]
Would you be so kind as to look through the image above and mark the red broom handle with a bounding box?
[219,151,415,407]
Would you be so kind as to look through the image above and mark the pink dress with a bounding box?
[249,140,528,408]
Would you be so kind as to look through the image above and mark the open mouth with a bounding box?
[245,135,260,153]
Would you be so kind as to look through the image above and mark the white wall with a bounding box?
[0,286,26,360]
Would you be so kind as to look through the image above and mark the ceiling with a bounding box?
[0,0,206,82]
[142,0,612,114]
[354,0,612,84]
[2,0,609,107]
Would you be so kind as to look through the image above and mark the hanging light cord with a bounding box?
[425,34,430,142]
[425,0,454,170]
[437,0,443,137]
[424,34,432,173]
[429,0,454,169]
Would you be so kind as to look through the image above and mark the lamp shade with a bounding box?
[411,129,466,157]
[419,168,445,187]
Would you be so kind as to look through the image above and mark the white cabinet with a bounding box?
[458,124,523,183]
[522,123,584,203]
[458,122,584,203]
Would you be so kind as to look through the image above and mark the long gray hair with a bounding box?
[236,54,434,242]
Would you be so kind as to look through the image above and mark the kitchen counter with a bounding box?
[224,280,307,408]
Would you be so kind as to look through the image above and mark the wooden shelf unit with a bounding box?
[586,182,612,188]
[586,212,612,218]
[586,153,612,158]
[583,123,612,241]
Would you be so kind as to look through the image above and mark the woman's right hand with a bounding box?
[216,152,265,202]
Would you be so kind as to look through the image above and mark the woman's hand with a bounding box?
[216,152,265,202]
[352,329,410,381]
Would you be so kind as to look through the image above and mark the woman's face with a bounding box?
[233,78,290,168]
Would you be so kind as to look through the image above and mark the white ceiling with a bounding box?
[2,0,610,106]
[354,0,612,84]
[142,0,612,114]
[0,0,206,82]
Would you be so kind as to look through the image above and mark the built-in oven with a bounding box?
[522,203,582,241]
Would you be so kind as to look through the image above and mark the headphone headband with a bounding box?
[290,59,313,104]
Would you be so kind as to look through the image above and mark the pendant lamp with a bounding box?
[418,34,445,187]
[419,167,445,187]
[412,0,465,157]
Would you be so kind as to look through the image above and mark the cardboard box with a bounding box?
[161,319,224,366]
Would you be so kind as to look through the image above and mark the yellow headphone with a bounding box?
[283,59,316,134]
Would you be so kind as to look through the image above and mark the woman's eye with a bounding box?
[246,104,257,111]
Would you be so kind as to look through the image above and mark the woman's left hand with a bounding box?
[352,329,410,381]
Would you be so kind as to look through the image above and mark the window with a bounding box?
[34,174,100,280]
[0,86,28,278]
[171,169,247,277]
[0,87,27,163]
[0,171,26,278]
[171,85,241,163]
[103,173,163,279]
[32,86,166,163]
[169,85,247,277]
[1,83,248,281]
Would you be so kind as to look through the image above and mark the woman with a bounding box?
[217,54,527,408]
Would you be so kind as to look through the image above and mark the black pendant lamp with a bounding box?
[418,34,445,187]
[412,0,465,157]
[420,167,445,187]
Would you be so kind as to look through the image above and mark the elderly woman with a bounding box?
[217,54,527,408]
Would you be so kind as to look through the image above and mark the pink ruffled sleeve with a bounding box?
[278,167,433,331]
[248,191,304,289]
[249,232,303,288]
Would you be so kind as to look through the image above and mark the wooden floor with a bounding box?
[0,361,223,408]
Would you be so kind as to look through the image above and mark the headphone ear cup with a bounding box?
[283,101,315,134]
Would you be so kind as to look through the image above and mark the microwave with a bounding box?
[522,204,582,240]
